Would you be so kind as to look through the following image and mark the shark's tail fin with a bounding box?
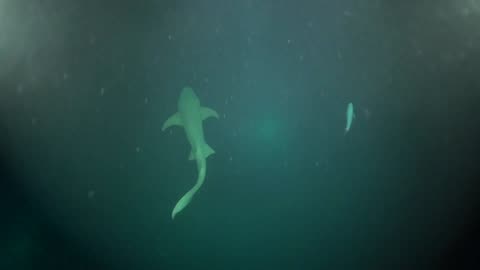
[171,189,196,219]
[171,156,207,220]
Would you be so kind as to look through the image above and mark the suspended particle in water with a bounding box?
[337,50,343,60]
[16,85,24,95]
[363,108,372,120]
[88,190,96,199]
[89,34,96,45]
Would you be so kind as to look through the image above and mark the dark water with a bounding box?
[1,0,479,269]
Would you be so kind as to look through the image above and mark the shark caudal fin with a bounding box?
[171,188,196,219]
[172,156,207,220]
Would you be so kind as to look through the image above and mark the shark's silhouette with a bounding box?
[162,87,219,219]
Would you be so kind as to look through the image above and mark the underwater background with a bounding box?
[1,0,479,269]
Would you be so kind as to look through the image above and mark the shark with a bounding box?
[162,87,219,219]
[345,102,355,134]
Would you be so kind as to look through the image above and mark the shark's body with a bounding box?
[162,87,219,219]
[345,102,355,134]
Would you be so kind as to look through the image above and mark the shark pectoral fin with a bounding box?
[203,143,215,159]
[188,150,195,160]
[200,107,219,121]
[162,112,182,131]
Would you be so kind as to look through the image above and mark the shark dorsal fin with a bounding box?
[201,107,219,121]
[162,112,182,131]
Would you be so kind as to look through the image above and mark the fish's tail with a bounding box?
[171,156,207,219]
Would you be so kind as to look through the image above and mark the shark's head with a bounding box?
[178,87,200,111]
